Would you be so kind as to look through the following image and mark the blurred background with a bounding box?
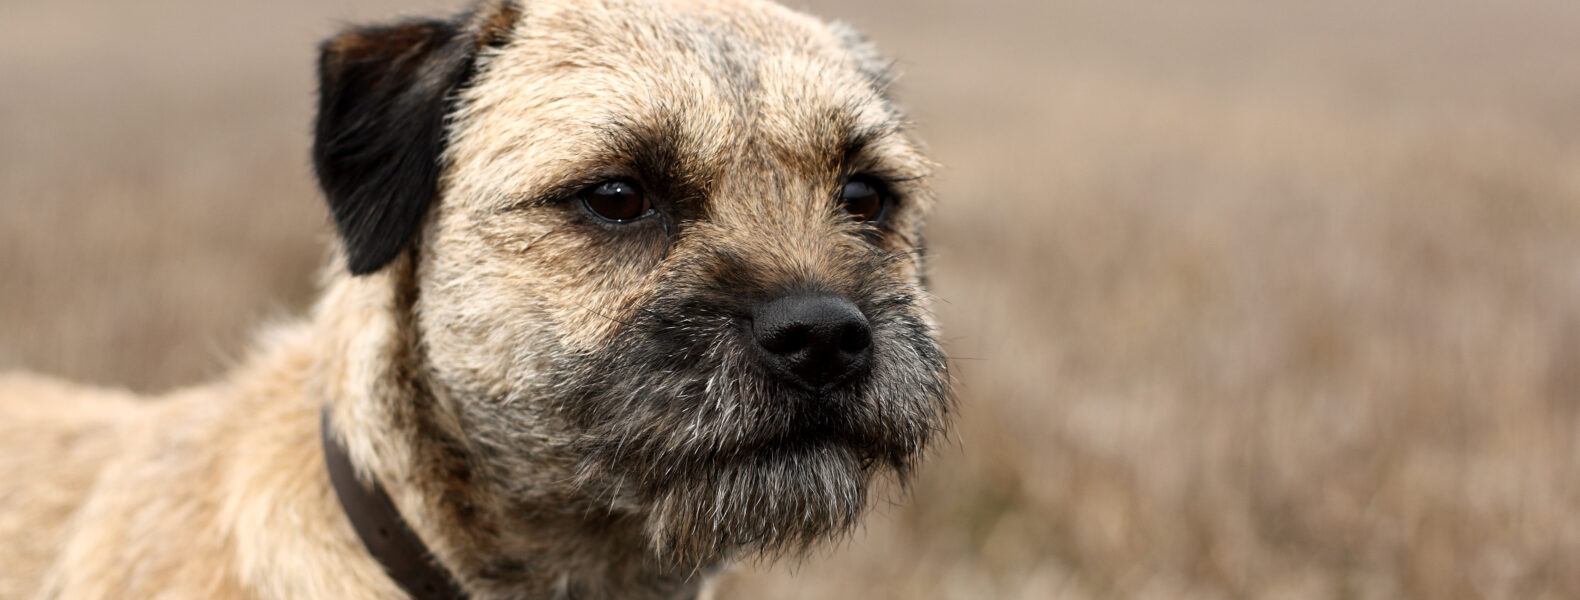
[3,0,1579,597]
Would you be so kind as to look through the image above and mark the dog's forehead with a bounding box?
[514,0,857,92]
[446,0,923,209]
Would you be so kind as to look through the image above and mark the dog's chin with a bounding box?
[641,435,875,567]
[626,380,903,566]
[550,305,949,566]
[560,373,922,566]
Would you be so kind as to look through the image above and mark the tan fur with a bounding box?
[0,0,943,598]
[1,278,412,599]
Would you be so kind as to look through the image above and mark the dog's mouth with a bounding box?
[567,367,903,472]
[678,393,884,465]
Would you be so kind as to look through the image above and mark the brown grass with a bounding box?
[4,0,1579,598]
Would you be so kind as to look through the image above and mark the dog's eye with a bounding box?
[581,180,651,222]
[839,178,887,223]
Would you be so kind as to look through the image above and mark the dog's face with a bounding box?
[315,0,947,566]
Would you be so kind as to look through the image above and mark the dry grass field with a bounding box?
[4,0,1580,598]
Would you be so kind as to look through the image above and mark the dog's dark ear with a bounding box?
[313,1,522,275]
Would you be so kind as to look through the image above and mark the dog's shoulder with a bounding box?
[0,373,147,599]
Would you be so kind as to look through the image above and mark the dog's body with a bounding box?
[0,0,948,598]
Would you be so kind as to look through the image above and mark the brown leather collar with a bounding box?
[321,407,469,600]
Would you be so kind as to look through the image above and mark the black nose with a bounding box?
[752,294,873,391]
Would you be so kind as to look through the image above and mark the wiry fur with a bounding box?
[0,0,948,598]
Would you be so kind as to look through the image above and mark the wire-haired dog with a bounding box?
[0,0,950,597]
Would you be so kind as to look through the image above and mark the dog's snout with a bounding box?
[752,294,872,390]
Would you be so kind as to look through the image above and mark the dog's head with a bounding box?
[315,0,948,566]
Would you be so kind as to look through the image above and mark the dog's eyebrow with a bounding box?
[840,120,930,182]
[842,123,889,163]
[592,117,685,179]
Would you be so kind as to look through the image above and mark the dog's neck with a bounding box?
[322,406,470,599]
[306,258,713,600]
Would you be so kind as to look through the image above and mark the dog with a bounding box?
[0,0,949,597]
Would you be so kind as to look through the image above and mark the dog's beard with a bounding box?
[544,287,950,566]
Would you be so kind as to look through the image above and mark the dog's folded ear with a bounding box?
[313,1,522,276]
